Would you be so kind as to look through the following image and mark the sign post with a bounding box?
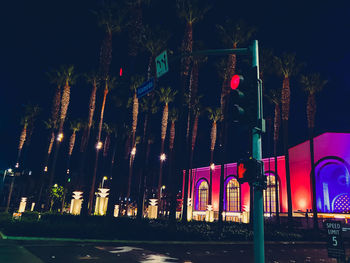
[325,220,346,262]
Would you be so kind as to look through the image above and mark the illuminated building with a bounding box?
[183,133,350,221]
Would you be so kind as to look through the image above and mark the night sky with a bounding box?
[1,0,350,170]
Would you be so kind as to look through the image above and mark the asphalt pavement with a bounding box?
[1,239,349,263]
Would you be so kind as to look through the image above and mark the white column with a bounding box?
[70,191,83,215]
[18,197,27,213]
[148,199,158,219]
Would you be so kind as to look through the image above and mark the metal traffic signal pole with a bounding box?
[251,40,265,263]
[195,41,264,263]
[160,40,265,263]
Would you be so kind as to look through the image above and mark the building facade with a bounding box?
[183,133,350,222]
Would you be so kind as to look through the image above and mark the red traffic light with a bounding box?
[230,75,243,90]
[238,163,247,179]
[119,67,123,77]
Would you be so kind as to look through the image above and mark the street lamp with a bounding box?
[57,133,64,142]
[131,147,136,156]
[102,176,108,188]
[96,141,103,150]
[160,153,166,162]
[15,163,19,168]
[4,169,15,213]
[210,163,215,170]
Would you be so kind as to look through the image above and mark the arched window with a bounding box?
[316,157,350,213]
[263,174,279,213]
[226,178,240,212]
[196,180,209,211]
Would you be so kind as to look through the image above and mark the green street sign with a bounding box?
[155,50,168,78]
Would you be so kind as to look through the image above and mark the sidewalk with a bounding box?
[0,241,43,263]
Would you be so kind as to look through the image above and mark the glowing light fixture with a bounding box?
[96,141,103,150]
[160,153,166,162]
[57,133,64,142]
[131,147,136,156]
[210,163,215,170]
[44,166,48,172]
[15,162,19,168]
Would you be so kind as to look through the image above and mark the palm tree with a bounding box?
[300,73,327,230]
[16,116,28,167]
[23,104,41,148]
[46,65,75,209]
[169,108,179,153]
[157,87,178,204]
[66,120,82,173]
[46,69,64,130]
[140,95,158,140]
[126,0,151,57]
[135,95,159,220]
[189,96,202,198]
[88,76,116,214]
[142,25,170,80]
[168,107,179,221]
[16,103,41,167]
[176,0,210,92]
[80,72,99,153]
[94,1,125,78]
[266,89,281,222]
[103,123,113,158]
[60,120,82,212]
[130,75,144,147]
[207,107,222,205]
[125,75,144,211]
[58,65,75,133]
[274,53,303,221]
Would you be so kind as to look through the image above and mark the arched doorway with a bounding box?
[225,178,240,212]
[316,157,350,213]
[263,173,279,213]
[195,179,209,211]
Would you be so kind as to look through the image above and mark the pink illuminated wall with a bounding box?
[289,132,350,213]
[187,156,287,213]
[185,133,350,214]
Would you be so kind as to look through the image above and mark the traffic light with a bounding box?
[230,74,245,122]
[236,157,266,189]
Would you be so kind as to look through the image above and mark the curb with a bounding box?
[0,232,329,245]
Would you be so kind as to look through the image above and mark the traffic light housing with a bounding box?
[236,157,266,189]
[230,74,245,122]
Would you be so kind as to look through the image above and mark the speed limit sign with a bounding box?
[325,220,346,260]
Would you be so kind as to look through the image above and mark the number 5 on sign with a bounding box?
[156,50,168,78]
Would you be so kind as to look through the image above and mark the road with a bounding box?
[0,239,349,263]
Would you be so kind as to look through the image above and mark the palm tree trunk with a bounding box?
[59,83,70,133]
[209,150,214,205]
[309,128,318,230]
[5,176,15,213]
[126,154,134,210]
[98,88,108,141]
[99,32,112,78]
[46,141,61,210]
[283,119,293,221]
[106,138,118,217]
[17,124,27,165]
[157,139,165,204]
[88,86,108,214]
[88,150,99,215]
[274,140,280,224]
[51,85,61,128]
